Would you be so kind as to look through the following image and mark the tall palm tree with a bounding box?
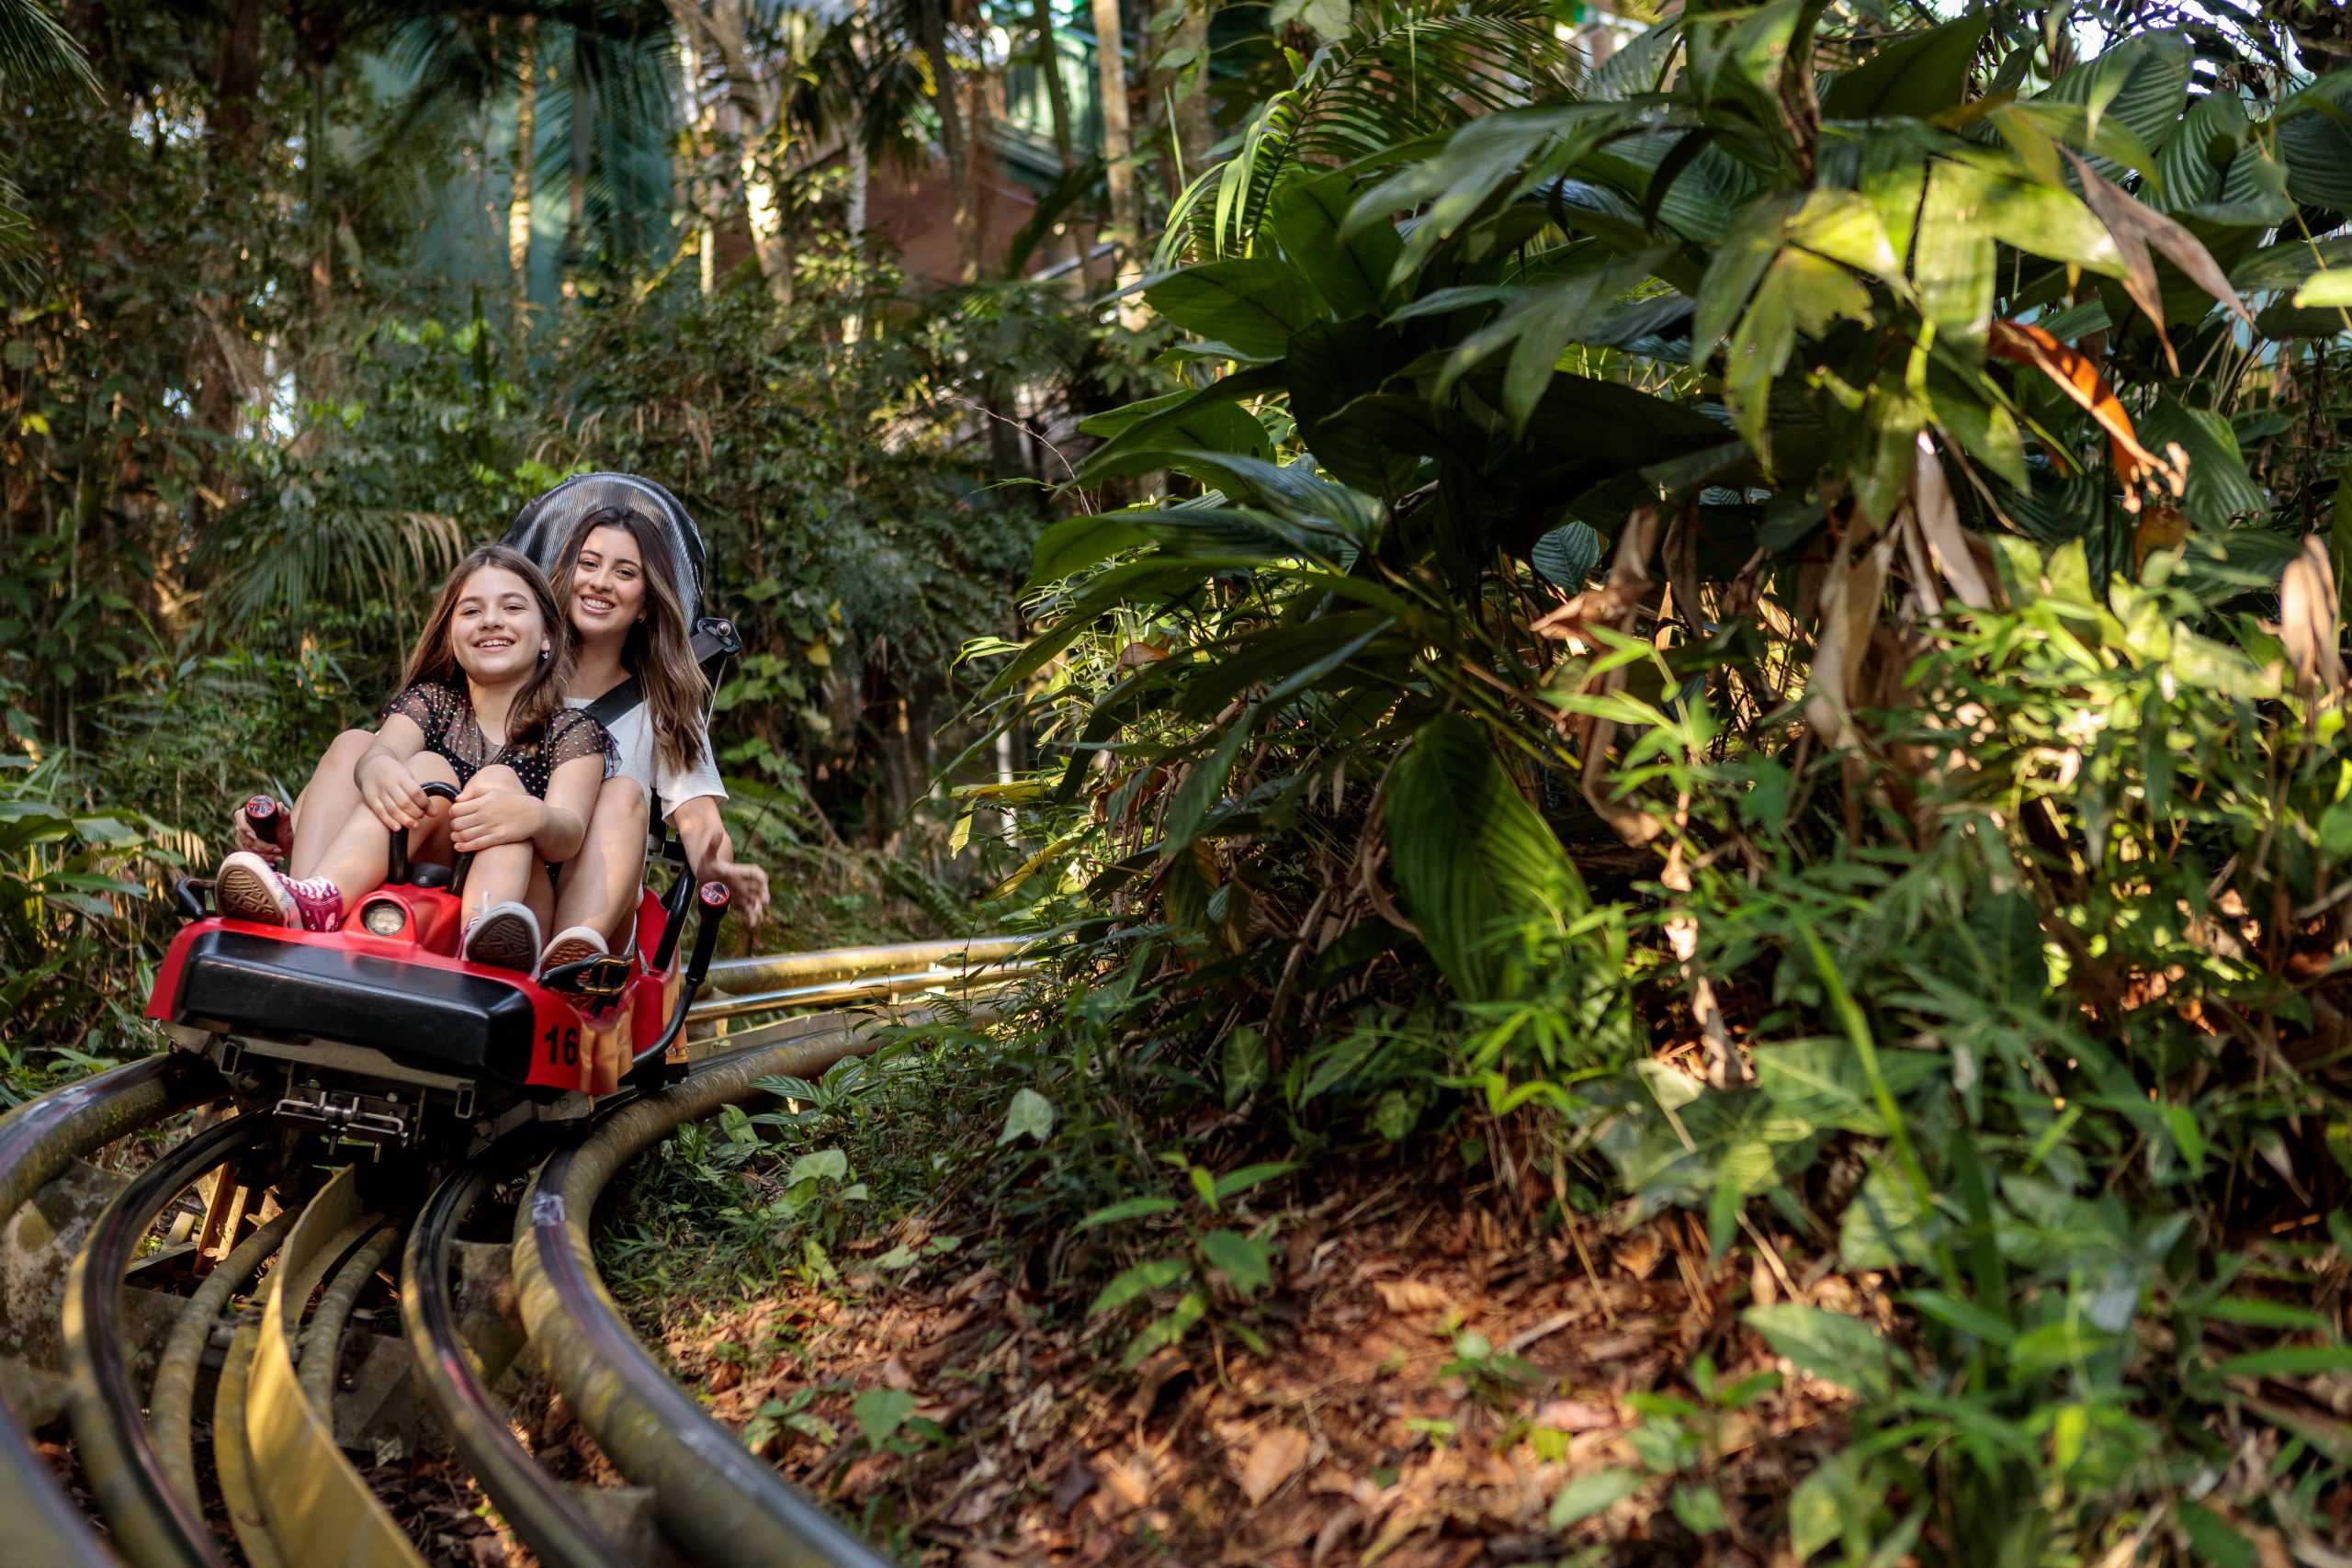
[373,1,676,336]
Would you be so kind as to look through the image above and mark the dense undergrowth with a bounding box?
[631,4,2352,1562]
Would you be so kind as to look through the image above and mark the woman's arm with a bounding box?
[669,793,770,926]
[530,753,605,863]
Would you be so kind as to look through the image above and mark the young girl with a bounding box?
[533,502,769,971]
[214,545,616,973]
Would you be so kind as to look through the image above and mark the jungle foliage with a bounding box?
[948,0,2352,1560]
[0,0,1139,1066]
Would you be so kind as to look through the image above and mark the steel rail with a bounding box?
[210,1319,283,1568]
[297,1220,399,1410]
[402,1138,635,1568]
[245,1166,424,1568]
[149,1205,296,1513]
[685,961,1039,1024]
[513,1017,907,1568]
[62,1111,266,1568]
[701,934,1032,997]
[0,1054,225,1568]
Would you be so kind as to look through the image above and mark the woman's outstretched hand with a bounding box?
[710,856,770,928]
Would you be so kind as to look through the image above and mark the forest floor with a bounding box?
[586,1146,1867,1568]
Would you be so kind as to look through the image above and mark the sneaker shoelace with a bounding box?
[280,874,343,932]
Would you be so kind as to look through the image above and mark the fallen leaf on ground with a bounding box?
[1376,1279,1449,1314]
[1235,1425,1314,1506]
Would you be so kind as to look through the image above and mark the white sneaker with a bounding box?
[462,902,542,976]
[540,924,609,972]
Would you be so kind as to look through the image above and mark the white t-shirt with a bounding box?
[566,696,725,818]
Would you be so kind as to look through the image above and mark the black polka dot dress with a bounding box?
[382,682,617,797]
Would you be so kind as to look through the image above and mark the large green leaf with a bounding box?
[1268,172,1401,321]
[1077,373,1280,483]
[1743,1303,1894,1401]
[2276,88,2352,211]
[2033,31,2192,168]
[2150,90,2245,215]
[1385,714,1587,999]
[2138,398,2266,527]
[1820,11,1991,120]
[1145,258,1325,358]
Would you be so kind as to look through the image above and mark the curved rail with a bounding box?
[403,1140,633,1568]
[62,1111,266,1568]
[245,1165,423,1568]
[0,1054,225,1568]
[149,1205,296,1511]
[701,934,1032,998]
[513,1018,905,1568]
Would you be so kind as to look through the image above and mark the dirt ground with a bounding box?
[612,1172,1870,1567]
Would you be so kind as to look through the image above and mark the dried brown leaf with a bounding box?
[2279,535,2346,693]
[1235,1426,1314,1506]
[2062,148,2256,368]
[2132,503,2188,575]
[1804,532,1896,749]
[1988,321,2167,491]
[1912,433,1995,609]
[1375,1279,1451,1314]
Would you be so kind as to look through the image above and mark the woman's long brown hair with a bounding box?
[550,504,708,774]
[399,544,574,746]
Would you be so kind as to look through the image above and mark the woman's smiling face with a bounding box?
[571,524,647,640]
[451,564,548,682]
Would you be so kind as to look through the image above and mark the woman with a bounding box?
[239,505,767,964]
[217,545,614,971]
[535,502,769,968]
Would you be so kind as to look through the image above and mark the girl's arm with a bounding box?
[354,716,435,830]
[668,793,771,926]
[447,753,601,860]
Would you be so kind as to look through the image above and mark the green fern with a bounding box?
[1155,0,1575,267]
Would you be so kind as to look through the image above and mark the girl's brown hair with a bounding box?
[550,504,708,774]
[399,544,574,745]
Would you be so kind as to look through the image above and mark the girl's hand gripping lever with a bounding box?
[388,780,467,891]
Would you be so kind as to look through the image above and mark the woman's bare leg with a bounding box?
[287,729,377,879]
[550,776,649,945]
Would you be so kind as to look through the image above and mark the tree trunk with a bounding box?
[1170,0,1214,179]
[509,15,539,360]
[1089,0,1139,290]
[1033,0,1074,167]
[915,0,982,281]
[565,38,594,273]
[213,0,261,144]
[700,0,793,304]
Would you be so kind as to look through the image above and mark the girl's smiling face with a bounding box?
[571,524,647,640]
[451,564,549,683]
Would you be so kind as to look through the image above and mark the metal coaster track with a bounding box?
[0,934,1030,1568]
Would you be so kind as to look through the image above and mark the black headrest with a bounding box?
[502,473,709,624]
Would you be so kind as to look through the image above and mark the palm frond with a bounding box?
[1157,0,1573,265]
[0,0,94,98]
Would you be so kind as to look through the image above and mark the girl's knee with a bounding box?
[326,728,375,765]
[468,762,526,795]
[411,751,461,787]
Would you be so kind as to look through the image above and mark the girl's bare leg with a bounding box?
[287,729,377,879]
[309,752,461,902]
[550,776,650,945]
[447,763,540,926]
